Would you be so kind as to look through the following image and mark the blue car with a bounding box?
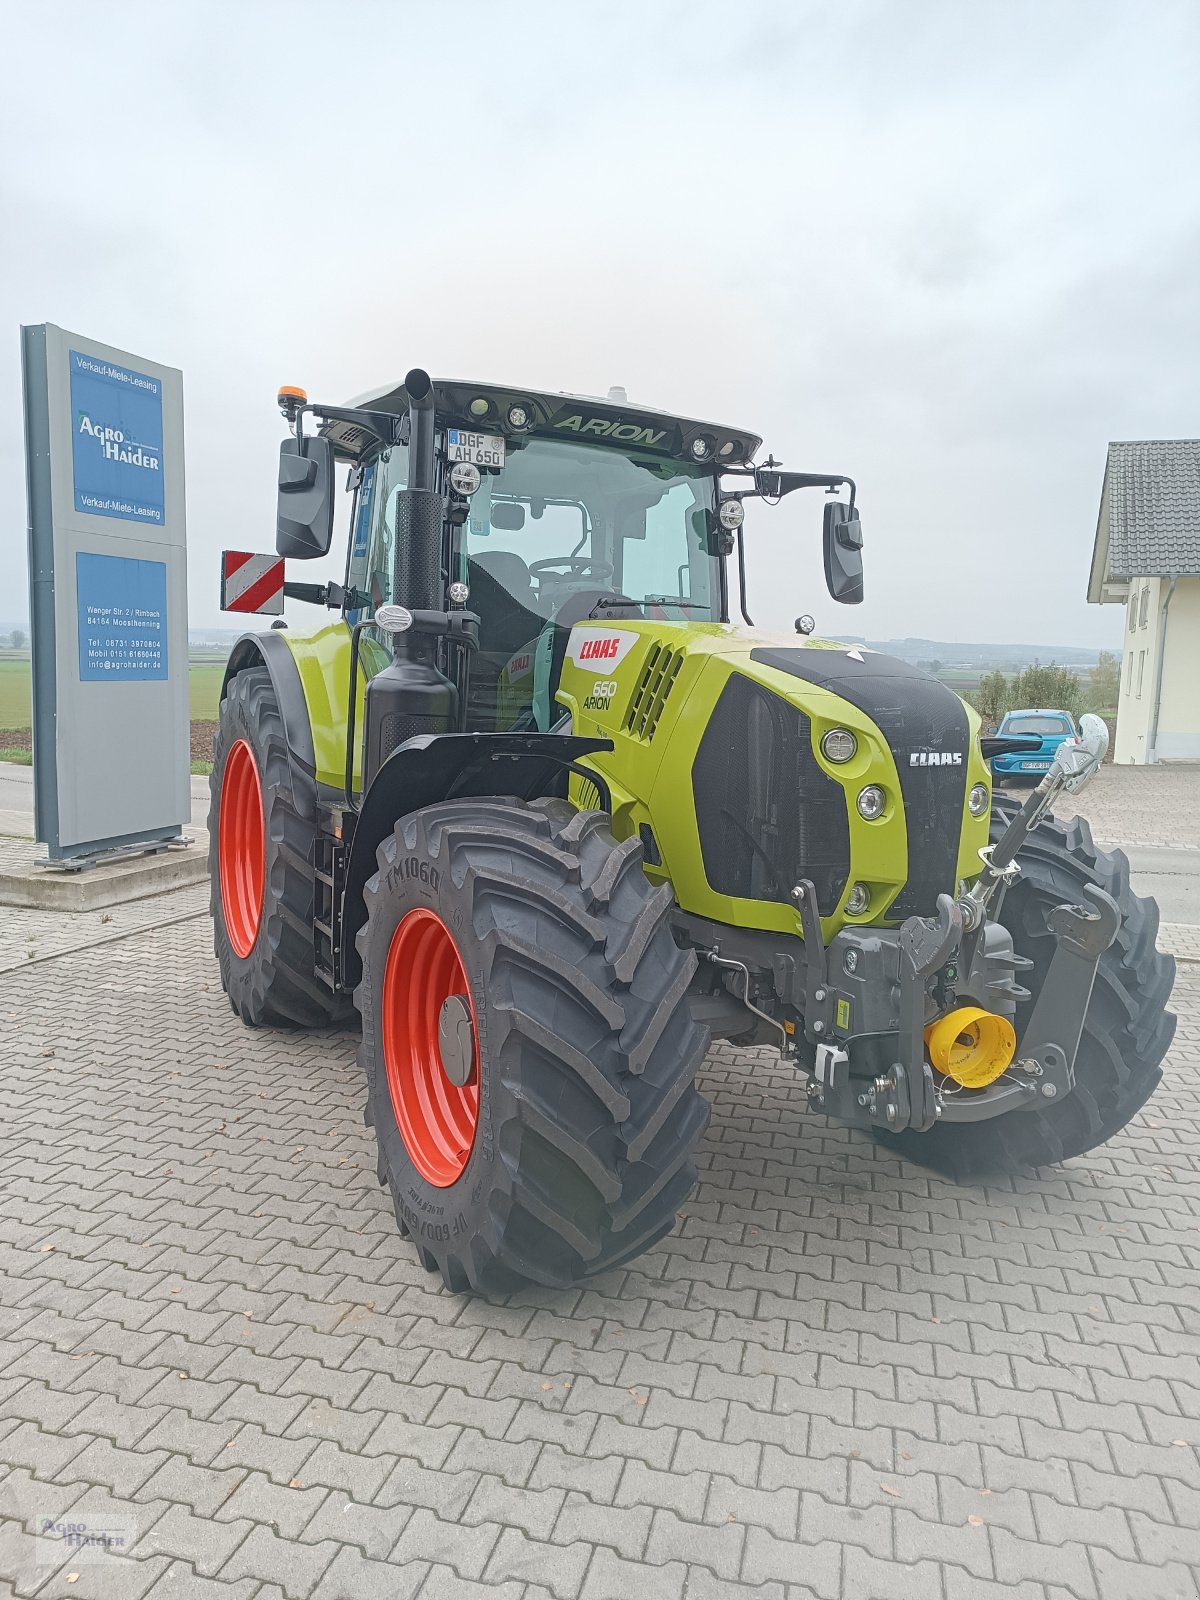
[990,708,1079,782]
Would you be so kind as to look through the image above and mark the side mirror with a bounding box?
[276,436,335,558]
[822,501,864,605]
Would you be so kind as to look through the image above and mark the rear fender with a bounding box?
[341,731,612,991]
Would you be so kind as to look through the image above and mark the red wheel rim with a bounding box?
[382,908,479,1187]
[219,738,265,959]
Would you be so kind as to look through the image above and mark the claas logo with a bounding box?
[579,637,621,661]
[566,627,639,671]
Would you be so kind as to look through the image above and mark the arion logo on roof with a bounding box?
[553,414,667,447]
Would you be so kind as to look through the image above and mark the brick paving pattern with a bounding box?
[1,847,1199,1594]
[1021,764,1200,851]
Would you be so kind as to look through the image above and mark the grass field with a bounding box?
[0,656,227,728]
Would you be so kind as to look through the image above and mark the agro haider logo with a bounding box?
[77,414,161,473]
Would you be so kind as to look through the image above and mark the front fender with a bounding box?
[340,731,612,991]
[222,631,316,778]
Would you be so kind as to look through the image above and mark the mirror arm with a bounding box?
[283,581,346,610]
[288,401,401,452]
[737,469,857,510]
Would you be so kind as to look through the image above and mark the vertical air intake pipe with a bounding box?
[361,368,459,788]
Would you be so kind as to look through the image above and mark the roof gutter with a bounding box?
[1149,573,1179,764]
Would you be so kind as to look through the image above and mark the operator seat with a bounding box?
[466,550,544,656]
[465,550,546,731]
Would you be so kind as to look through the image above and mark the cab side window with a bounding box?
[345,462,376,623]
[354,446,409,617]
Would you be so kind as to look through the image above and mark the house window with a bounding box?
[1139,585,1150,628]
[1128,595,1137,632]
[1125,651,1134,693]
[1136,650,1146,697]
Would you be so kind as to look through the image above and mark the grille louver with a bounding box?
[625,645,683,741]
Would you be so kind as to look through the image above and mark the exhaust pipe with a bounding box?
[405,367,436,494]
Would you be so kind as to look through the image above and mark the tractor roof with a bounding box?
[321,377,762,467]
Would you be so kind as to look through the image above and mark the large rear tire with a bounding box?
[882,804,1176,1178]
[355,797,710,1294]
[209,666,349,1029]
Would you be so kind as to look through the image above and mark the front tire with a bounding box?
[209,666,349,1029]
[355,797,710,1294]
[884,804,1176,1177]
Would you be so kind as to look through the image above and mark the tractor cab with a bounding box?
[327,379,759,735]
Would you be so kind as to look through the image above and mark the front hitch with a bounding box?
[797,872,1121,1136]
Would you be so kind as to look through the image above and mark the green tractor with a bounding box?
[210,369,1176,1294]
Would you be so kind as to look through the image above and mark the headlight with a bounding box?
[821,728,857,764]
[846,882,871,915]
[856,784,886,820]
[968,782,990,818]
[450,461,481,496]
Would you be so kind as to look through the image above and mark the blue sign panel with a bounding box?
[76,552,168,681]
[69,350,165,525]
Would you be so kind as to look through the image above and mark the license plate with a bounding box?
[1022,761,1050,770]
[446,429,505,469]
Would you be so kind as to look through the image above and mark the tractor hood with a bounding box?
[553,619,991,939]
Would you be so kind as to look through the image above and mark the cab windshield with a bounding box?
[457,436,720,621]
[456,436,720,729]
[349,434,722,731]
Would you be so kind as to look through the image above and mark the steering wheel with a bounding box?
[529,556,614,583]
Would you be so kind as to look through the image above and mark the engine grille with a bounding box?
[626,644,683,741]
[751,648,970,917]
[692,674,850,913]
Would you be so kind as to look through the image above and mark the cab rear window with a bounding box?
[1003,714,1072,736]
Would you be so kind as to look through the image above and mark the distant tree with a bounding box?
[1011,662,1082,722]
[8,629,27,650]
[971,670,1012,728]
[1085,651,1120,713]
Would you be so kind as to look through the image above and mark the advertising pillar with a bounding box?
[21,324,189,861]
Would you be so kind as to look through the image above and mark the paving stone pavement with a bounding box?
[1,907,1199,1600]
[1015,764,1200,852]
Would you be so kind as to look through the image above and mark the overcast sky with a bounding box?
[3,0,1197,648]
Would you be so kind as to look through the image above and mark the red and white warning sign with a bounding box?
[220,551,285,614]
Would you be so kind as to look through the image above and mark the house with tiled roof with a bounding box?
[1088,439,1200,763]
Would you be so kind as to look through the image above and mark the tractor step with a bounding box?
[313,833,347,993]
